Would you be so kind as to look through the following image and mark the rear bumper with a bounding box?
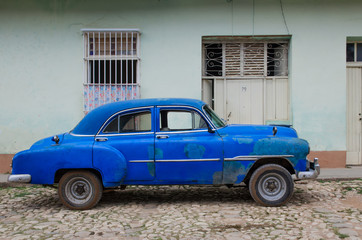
[8,174,31,183]
[297,158,320,179]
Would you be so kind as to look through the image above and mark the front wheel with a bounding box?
[58,171,103,210]
[249,164,294,207]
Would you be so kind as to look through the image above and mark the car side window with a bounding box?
[160,110,208,131]
[103,111,152,134]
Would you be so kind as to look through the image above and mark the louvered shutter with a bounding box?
[243,43,265,76]
[225,43,241,77]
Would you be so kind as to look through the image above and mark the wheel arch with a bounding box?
[54,168,103,185]
[244,157,295,184]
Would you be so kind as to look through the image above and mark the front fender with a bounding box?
[92,144,127,187]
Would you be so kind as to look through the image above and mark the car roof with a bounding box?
[71,98,206,135]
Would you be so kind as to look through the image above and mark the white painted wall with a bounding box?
[0,0,361,152]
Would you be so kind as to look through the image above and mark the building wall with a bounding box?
[1,0,362,170]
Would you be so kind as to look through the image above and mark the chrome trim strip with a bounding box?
[156,129,209,135]
[69,133,95,137]
[96,106,154,135]
[224,155,294,161]
[8,174,31,183]
[98,132,154,137]
[224,158,256,161]
[129,160,154,163]
[155,158,220,162]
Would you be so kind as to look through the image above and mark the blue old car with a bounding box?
[9,98,319,209]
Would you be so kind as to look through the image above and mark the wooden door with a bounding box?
[347,66,362,165]
[225,79,264,124]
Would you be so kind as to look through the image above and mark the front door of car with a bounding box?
[155,107,224,184]
[94,107,155,181]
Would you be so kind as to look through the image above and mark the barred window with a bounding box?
[82,29,140,113]
[203,42,288,77]
[347,42,362,62]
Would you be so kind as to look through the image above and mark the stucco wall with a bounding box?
[0,0,361,154]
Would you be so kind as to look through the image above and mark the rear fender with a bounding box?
[11,143,93,184]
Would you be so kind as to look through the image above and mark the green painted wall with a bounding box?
[0,0,361,152]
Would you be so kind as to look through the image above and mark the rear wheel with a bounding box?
[249,164,293,206]
[58,171,103,210]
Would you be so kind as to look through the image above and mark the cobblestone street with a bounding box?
[0,179,361,240]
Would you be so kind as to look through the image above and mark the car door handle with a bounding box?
[156,135,169,139]
[95,137,108,142]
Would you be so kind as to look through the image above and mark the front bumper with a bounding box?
[297,158,320,179]
[8,174,31,183]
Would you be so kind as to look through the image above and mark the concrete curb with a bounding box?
[316,178,361,181]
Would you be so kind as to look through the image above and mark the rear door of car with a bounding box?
[94,107,155,181]
[154,106,224,184]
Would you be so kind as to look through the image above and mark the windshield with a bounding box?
[203,105,226,128]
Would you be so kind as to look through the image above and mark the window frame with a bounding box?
[347,41,362,63]
[156,106,214,134]
[97,107,154,136]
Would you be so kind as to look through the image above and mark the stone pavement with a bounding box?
[0,168,361,239]
[0,179,361,239]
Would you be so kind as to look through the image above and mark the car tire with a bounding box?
[58,171,103,210]
[249,164,293,207]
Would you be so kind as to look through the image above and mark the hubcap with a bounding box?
[258,173,286,201]
[65,177,93,205]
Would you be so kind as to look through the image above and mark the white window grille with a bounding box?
[82,29,140,113]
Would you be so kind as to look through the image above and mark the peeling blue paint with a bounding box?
[223,161,246,184]
[212,171,223,184]
[222,161,256,184]
[232,137,254,144]
[147,162,155,177]
[155,148,163,159]
[150,146,164,159]
[246,162,254,170]
[251,137,309,166]
[184,144,206,158]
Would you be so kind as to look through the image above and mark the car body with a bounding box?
[9,98,320,209]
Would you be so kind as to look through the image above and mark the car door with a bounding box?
[93,107,155,182]
[155,106,224,184]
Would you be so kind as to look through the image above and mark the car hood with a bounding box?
[217,124,298,138]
